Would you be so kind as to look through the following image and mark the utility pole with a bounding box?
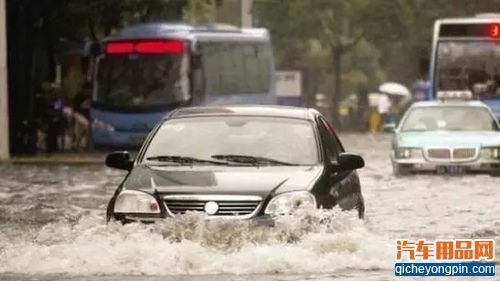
[241,0,253,27]
[0,0,8,160]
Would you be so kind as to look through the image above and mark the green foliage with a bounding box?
[253,0,311,68]
[215,0,242,26]
[253,0,500,111]
[183,0,217,23]
[255,0,379,121]
[47,0,188,41]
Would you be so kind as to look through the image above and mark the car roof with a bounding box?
[409,100,490,108]
[167,105,318,120]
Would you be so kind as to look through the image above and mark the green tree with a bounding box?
[255,0,373,124]
[255,0,500,127]
[307,0,368,123]
[183,0,217,23]
[48,0,189,41]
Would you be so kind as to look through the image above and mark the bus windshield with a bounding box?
[95,54,189,108]
[436,41,500,99]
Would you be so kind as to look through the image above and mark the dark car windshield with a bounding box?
[143,116,319,165]
[401,106,499,132]
[95,54,189,108]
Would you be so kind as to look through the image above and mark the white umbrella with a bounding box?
[368,92,383,107]
[378,82,411,97]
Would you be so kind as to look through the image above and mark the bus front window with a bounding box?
[96,55,189,108]
[437,41,500,98]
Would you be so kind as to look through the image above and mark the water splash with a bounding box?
[0,210,392,275]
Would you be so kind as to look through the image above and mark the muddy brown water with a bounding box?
[0,134,498,280]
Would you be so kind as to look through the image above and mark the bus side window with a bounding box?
[190,53,204,103]
[191,54,202,70]
[200,42,223,96]
[199,42,272,96]
[242,44,268,93]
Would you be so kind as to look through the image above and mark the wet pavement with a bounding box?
[0,134,498,281]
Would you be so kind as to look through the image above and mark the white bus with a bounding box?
[429,14,500,118]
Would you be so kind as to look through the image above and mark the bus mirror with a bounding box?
[85,41,102,56]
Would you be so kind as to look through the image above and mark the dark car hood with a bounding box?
[123,165,324,198]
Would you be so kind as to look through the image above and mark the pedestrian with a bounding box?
[72,83,91,150]
[45,89,66,154]
[368,93,390,134]
[357,86,369,132]
[32,86,48,151]
[369,106,381,134]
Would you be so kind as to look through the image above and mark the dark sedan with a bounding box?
[105,105,366,223]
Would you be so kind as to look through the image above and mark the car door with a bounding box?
[317,116,363,217]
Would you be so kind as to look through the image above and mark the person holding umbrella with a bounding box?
[378,82,411,131]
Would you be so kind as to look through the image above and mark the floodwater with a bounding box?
[0,134,498,281]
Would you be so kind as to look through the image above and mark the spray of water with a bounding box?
[0,210,392,276]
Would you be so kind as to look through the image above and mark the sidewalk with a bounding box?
[2,153,107,165]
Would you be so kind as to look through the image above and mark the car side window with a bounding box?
[333,133,345,154]
[318,117,341,161]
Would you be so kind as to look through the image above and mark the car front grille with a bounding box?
[453,148,477,159]
[426,148,477,161]
[427,148,451,160]
[163,195,262,217]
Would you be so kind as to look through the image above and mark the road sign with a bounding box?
[275,71,302,97]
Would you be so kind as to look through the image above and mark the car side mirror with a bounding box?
[383,123,397,133]
[105,151,133,171]
[333,152,365,171]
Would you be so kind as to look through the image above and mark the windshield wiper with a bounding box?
[211,154,299,166]
[146,155,228,166]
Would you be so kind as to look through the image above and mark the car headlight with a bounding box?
[92,119,115,132]
[114,190,160,214]
[395,148,422,159]
[480,147,500,159]
[264,191,316,215]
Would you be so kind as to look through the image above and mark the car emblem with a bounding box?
[204,201,219,215]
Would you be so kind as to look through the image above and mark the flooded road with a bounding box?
[0,134,498,281]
